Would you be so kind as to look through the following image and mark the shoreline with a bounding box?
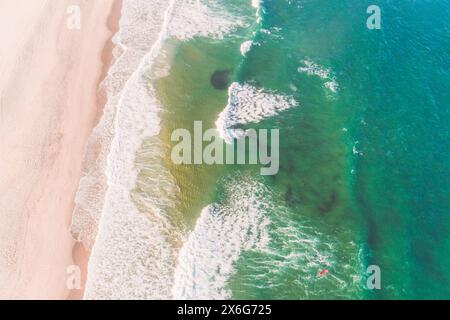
[0,0,121,299]
[69,0,123,300]
[96,0,123,124]
[81,0,179,300]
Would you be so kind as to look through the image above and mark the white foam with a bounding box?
[352,141,364,156]
[298,59,331,78]
[172,177,271,300]
[216,82,298,143]
[251,0,263,23]
[324,80,339,93]
[71,0,177,249]
[240,40,253,56]
[298,59,339,94]
[72,0,251,300]
[172,175,366,299]
[251,0,261,9]
[236,203,366,298]
[81,0,180,300]
[169,0,246,41]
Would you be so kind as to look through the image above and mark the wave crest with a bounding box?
[216,82,298,143]
[172,177,271,299]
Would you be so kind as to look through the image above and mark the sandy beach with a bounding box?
[0,0,121,299]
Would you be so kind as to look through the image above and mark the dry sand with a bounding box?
[0,0,121,299]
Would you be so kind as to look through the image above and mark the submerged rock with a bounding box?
[210,69,231,90]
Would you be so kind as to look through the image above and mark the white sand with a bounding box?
[0,0,119,299]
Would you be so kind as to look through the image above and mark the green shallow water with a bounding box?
[149,0,449,299]
[156,37,245,228]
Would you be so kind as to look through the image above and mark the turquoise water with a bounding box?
[230,0,449,299]
[158,0,449,299]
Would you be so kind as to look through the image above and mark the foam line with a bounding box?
[216,82,298,143]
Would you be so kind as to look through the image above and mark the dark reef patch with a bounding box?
[318,191,338,214]
[211,69,232,90]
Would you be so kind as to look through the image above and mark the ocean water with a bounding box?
[76,0,450,299]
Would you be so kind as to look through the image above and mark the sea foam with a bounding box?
[80,0,180,300]
[173,174,366,299]
[172,177,271,299]
[251,0,263,23]
[298,59,339,94]
[258,214,366,298]
[240,40,253,56]
[216,82,298,143]
[72,0,251,299]
[169,0,246,40]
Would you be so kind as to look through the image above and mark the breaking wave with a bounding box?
[216,82,298,143]
[72,0,249,299]
[172,177,271,299]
